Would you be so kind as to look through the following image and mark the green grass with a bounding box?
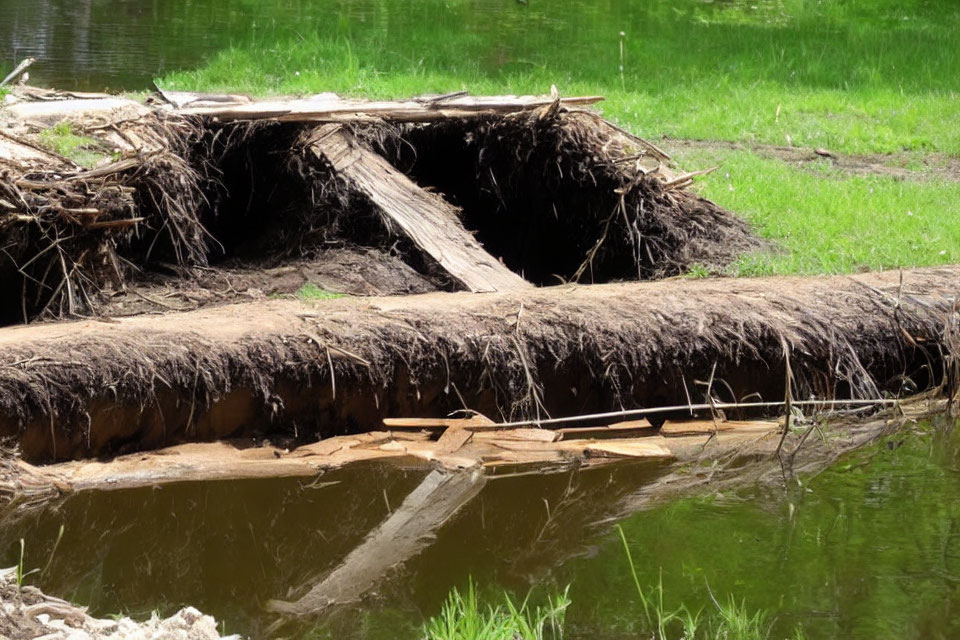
[295,283,347,302]
[676,149,960,275]
[423,580,570,640]
[38,122,111,169]
[425,542,792,640]
[616,526,791,640]
[160,0,960,156]
[156,0,960,278]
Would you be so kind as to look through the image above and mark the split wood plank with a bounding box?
[659,419,781,437]
[181,92,604,123]
[382,415,498,430]
[473,428,559,443]
[308,125,531,293]
[5,98,151,123]
[556,419,654,440]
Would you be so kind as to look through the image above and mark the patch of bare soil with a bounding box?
[664,138,960,181]
[95,247,436,317]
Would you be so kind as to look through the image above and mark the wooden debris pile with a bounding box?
[0,97,208,321]
[0,87,760,323]
[0,414,782,504]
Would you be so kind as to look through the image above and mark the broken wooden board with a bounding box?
[153,89,253,109]
[660,419,781,437]
[307,125,531,293]
[557,419,654,440]
[179,92,604,123]
[382,415,498,430]
[267,469,486,617]
[4,98,151,124]
[584,441,674,458]
[0,133,61,163]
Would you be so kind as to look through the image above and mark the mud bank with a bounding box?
[0,266,955,462]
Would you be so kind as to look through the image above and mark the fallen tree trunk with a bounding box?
[0,267,955,462]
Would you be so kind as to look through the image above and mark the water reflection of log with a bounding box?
[266,468,487,618]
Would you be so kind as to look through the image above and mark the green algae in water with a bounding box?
[560,419,960,639]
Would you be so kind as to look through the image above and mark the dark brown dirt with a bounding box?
[0,266,955,462]
[378,110,767,285]
[664,138,960,182]
[93,247,437,317]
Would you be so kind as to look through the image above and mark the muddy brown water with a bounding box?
[4,420,960,639]
[0,458,667,638]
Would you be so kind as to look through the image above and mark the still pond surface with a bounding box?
[2,421,960,639]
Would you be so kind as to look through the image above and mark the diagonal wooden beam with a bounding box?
[306,125,531,293]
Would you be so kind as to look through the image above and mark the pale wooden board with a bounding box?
[382,415,497,430]
[309,126,531,293]
[180,93,604,122]
[660,419,781,437]
[557,419,654,440]
[5,98,150,122]
[0,136,57,162]
[475,428,559,443]
[434,427,474,454]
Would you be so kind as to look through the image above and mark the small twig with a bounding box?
[775,336,795,457]
[1,57,36,88]
[326,346,337,401]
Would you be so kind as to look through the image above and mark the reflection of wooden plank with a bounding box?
[660,420,780,437]
[267,469,486,617]
[307,126,531,293]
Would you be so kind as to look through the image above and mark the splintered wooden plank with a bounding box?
[557,419,654,440]
[308,126,531,293]
[584,441,674,459]
[659,419,780,437]
[383,415,497,430]
[5,98,150,123]
[180,92,604,122]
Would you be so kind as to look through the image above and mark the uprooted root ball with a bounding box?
[375,109,766,284]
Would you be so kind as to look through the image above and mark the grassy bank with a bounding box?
[674,149,960,275]
[160,0,960,156]
[155,0,960,277]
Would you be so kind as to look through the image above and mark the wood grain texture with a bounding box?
[307,125,531,293]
